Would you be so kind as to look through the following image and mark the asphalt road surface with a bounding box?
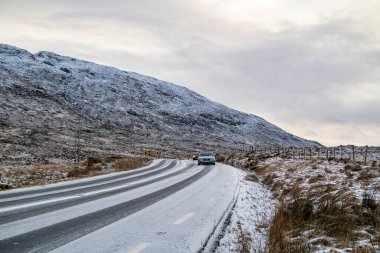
[0,159,240,253]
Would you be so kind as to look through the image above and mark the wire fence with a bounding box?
[235,145,380,165]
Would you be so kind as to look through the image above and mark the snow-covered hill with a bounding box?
[0,44,320,164]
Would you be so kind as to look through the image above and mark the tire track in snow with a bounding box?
[0,160,175,208]
[0,160,167,200]
[0,161,195,225]
[0,165,212,253]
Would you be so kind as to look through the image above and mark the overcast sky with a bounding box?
[1,0,379,146]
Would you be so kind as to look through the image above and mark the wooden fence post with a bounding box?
[340,145,343,159]
[352,145,355,161]
[364,145,368,164]
[309,148,312,159]
[326,148,329,160]
[333,147,335,159]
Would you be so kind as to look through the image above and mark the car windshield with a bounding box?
[199,152,212,157]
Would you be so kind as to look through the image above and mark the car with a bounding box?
[192,155,198,160]
[197,152,216,165]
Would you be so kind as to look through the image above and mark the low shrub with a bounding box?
[67,168,80,178]
[0,183,12,190]
[216,155,225,163]
[67,156,151,178]
[86,157,103,169]
[308,175,323,183]
[352,244,376,253]
[358,171,374,181]
[67,165,102,178]
[244,160,258,170]
[112,157,150,171]
[104,156,124,163]
[345,164,362,172]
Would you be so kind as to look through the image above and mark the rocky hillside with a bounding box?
[0,44,320,165]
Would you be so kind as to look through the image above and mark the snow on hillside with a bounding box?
[0,43,320,165]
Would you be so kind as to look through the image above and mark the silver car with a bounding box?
[197,152,216,165]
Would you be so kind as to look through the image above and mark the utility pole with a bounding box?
[75,117,81,164]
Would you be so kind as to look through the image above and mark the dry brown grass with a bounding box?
[2,163,78,188]
[67,165,102,178]
[244,160,259,170]
[352,244,376,253]
[261,173,279,193]
[268,182,380,252]
[112,157,150,171]
[359,190,380,227]
[237,219,252,253]
[345,164,363,172]
[104,156,124,163]
[86,157,103,168]
[2,156,152,189]
[271,181,286,195]
[268,200,312,253]
[216,155,226,163]
[221,152,380,251]
[67,156,151,178]
[245,173,259,182]
[225,153,236,163]
[255,165,279,176]
[358,170,375,181]
[308,174,324,184]
[306,183,337,199]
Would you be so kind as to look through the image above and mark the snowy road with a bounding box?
[0,159,240,253]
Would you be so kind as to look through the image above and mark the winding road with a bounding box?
[0,159,240,253]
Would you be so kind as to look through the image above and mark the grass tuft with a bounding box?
[245,174,259,182]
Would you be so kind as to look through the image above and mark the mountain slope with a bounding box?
[0,44,320,164]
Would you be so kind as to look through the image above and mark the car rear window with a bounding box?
[199,153,212,156]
